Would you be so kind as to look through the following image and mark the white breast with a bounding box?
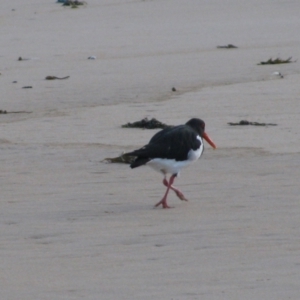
[187,136,204,161]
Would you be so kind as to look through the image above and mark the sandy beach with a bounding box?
[1,1,300,299]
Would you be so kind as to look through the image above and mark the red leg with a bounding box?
[162,177,188,201]
[154,175,176,208]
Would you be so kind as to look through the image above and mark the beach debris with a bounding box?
[88,56,96,60]
[272,71,284,78]
[228,120,277,126]
[217,44,238,49]
[258,57,296,65]
[171,87,177,92]
[12,81,17,83]
[122,118,171,129]
[22,86,33,89]
[60,0,87,8]
[0,110,32,114]
[45,75,70,80]
[18,57,30,61]
[103,153,135,164]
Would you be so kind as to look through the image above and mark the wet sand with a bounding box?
[1,1,300,299]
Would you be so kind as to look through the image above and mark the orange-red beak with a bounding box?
[203,132,217,149]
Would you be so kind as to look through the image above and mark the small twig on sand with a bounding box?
[217,44,238,49]
[0,110,32,114]
[45,76,70,80]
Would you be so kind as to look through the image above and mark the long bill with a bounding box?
[203,132,217,149]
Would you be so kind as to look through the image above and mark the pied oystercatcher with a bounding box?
[125,118,217,208]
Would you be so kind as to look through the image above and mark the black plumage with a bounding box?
[126,118,204,168]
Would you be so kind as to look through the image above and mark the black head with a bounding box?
[185,118,205,136]
[186,118,217,149]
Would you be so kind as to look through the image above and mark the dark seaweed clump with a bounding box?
[59,0,86,8]
[103,153,135,164]
[258,57,295,65]
[122,118,171,129]
[228,120,277,126]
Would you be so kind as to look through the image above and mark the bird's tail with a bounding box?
[123,151,151,168]
[130,157,150,168]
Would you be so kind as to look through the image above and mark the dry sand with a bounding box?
[1,1,300,299]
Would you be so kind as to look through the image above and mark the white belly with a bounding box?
[147,158,192,175]
[147,138,204,175]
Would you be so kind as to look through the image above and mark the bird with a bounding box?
[124,118,217,208]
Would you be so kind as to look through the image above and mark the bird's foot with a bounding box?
[175,190,188,201]
[154,199,173,209]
